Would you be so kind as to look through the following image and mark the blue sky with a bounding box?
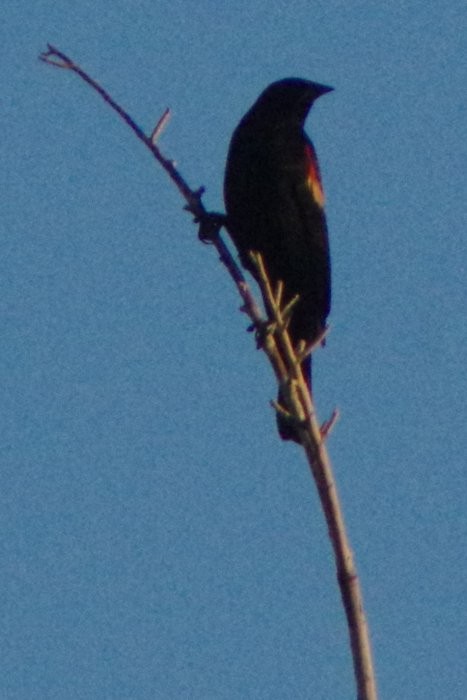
[2,2,467,698]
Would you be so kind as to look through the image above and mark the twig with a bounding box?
[40,45,377,700]
[150,107,171,144]
[320,407,340,439]
[251,253,377,700]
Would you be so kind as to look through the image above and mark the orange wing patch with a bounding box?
[305,143,325,208]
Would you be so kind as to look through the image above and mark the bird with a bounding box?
[224,78,332,441]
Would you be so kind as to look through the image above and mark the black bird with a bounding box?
[224,78,332,441]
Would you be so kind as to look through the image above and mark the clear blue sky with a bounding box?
[2,2,466,698]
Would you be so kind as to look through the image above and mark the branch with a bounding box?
[40,45,377,700]
[251,253,376,699]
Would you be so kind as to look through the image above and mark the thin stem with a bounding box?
[251,253,377,700]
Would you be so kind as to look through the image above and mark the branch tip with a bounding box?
[320,408,340,439]
[273,280,284,307]
[297,328,329,362]
[270,399,290,419]
[281,293,300,324]
[150,108,171,144]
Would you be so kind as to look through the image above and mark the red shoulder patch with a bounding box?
[305,143,325,208]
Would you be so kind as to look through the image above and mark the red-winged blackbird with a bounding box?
[224,78,332,441]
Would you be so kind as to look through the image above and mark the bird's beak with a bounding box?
[316,83,334,97]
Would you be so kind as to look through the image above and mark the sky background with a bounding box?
[2,2,466,698]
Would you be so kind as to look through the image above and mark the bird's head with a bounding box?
[250,78,333,126]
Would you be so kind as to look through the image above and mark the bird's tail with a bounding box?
[276,355,311,442]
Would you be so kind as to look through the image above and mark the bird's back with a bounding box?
[225,114,331,343]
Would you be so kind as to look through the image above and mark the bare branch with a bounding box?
[249,252,377,700]
[39,45,258,321]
